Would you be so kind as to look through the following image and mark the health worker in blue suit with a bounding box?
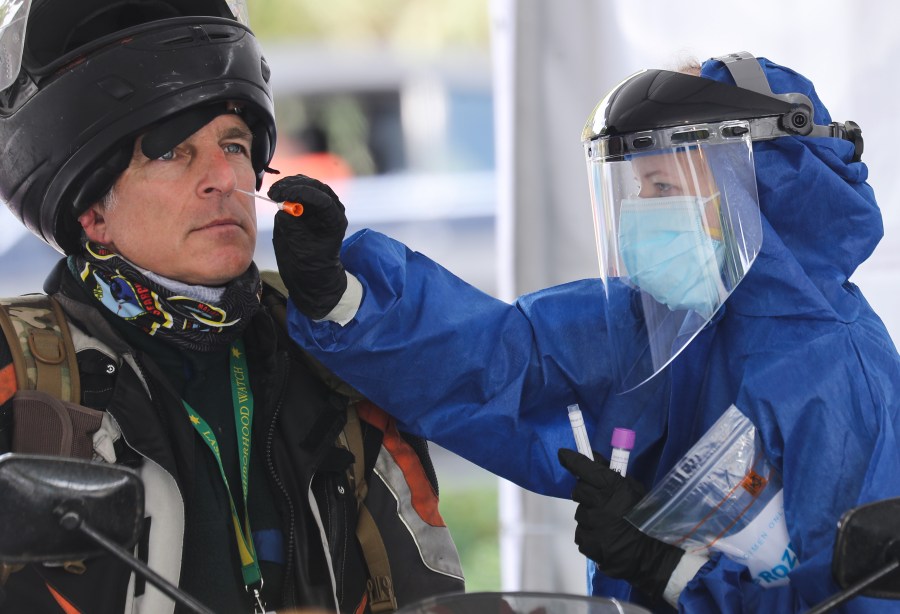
[270,52,900,613]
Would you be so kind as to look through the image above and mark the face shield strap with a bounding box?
[591,117,863,165]
[589,122,753,162]
[813,120,864,162]
[714,51,863,161]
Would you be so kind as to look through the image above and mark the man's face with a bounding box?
[78,113,258,286]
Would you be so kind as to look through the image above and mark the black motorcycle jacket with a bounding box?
[0,261,464,613]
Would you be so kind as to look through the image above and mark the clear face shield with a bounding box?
[586,121,762,392]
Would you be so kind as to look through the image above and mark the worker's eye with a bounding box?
[156,150,176,161]
[654,182,676,195]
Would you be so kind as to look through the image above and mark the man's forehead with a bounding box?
[215,114,253,137]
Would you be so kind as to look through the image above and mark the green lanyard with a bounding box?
[182,339,265,611]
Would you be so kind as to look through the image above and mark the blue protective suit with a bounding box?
[287,58,900,613]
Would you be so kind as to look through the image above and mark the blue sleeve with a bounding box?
[287,229,619,495]
[287,230,900,613]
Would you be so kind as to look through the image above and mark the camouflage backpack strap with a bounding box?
[340,402,397,613]
[0,294,80,402]
[0,294,87,583]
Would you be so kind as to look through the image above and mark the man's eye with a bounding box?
[224,143,248,154]
[157,150,175,161]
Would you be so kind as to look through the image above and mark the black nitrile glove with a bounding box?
[558,448,684,602]
[271,174,349,319]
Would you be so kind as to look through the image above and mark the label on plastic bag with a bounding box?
[714,488,797,586]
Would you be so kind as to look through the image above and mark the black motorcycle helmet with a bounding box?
[0,0,277,254]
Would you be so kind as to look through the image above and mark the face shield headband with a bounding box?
[586,121,762,392]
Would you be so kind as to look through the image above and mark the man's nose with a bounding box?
[198,148,237,196]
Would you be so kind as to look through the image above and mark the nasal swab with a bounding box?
[235,188,304,216]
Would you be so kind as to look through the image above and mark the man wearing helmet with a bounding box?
[0,1,463,612]
[275,53,900,612]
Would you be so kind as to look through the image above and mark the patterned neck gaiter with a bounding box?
[69,241,262,352]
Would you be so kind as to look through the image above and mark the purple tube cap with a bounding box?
[611,427,635,450]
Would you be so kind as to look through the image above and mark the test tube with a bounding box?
[566,404,594,460]
[609,427,636,476]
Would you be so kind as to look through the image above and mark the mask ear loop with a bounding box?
[678,145,722,241]
[676,146,729,310]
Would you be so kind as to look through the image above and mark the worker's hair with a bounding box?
[677,59,702,76]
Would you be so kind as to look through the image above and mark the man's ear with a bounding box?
[77,204,109,244]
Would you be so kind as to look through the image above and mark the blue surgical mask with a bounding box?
[618,195,726,318]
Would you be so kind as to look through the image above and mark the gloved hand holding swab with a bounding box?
[235,188,304,216]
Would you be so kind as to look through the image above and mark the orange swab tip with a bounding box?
[279,201,304,216]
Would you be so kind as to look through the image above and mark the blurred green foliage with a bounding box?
[247,0,490,51]
[439,484,501,591]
